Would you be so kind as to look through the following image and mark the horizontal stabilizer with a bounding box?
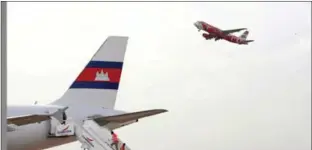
[92,109,168,126]
[7,107,68,126]
[7,114,51,126]
[246,40,254,43]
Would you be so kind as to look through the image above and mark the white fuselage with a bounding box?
[7,105,127,150]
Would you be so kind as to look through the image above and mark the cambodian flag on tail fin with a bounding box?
[70,61,123,90]
[52,36,129,109]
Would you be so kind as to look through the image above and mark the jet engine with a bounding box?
[202,33,214,40]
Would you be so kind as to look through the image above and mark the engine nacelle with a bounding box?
[202,33,214,40]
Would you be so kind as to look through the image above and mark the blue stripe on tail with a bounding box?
[86,61,123,69]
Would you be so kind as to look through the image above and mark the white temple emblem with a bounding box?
[95,70,110,81]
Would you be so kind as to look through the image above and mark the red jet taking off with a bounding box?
[194,21,254,45]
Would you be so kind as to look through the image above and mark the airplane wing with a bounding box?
[205,36,222,41]
[222,28,247,34]
[90,109,168,126]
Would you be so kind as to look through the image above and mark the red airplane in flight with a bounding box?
[194,21,254,45]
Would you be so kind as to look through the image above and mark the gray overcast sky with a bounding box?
[7,2,311,150]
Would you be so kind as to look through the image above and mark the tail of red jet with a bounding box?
[240,30,249,40]
[239,30,254,45]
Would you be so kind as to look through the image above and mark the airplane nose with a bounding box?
[194,22,202,31]
[194,22,199,28]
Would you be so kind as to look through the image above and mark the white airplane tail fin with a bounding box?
[239,30,249,40]
[52,36,129,109]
